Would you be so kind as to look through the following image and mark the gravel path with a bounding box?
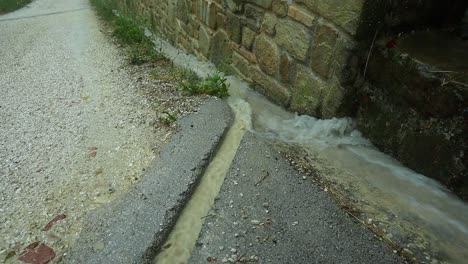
[0,0,202,262]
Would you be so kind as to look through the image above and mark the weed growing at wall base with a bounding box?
[89,0,164,65]
[0,0,32,14]
[179,70,230,98]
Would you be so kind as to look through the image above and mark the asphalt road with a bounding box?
[189,132,403,264]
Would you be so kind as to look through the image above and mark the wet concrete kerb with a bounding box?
[64,98,233,264]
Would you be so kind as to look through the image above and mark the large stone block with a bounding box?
[198,25,211,57]
[216,13,226,29]
[231,51,252,79]
[175,0,190,24]
[208,2,218,29]
[225,0,242,12]
[294,0,364,34]
[245,4,265,31]
[250,65,291,107]
[272,0,289,17]
[287,3,315,27]
[254,34,279,76]
[260,12,278,36]
[310,21,338,78]
[275,19,311,61]
[291,65,324,116]
[226,11,242,43]
[242,27,256,50]
[209,30,232,66]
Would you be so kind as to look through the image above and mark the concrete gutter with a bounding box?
[189,132,403,263]
[64,98,233,264]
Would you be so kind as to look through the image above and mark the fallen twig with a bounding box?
[363,29,379,79]
[254,171,269,186]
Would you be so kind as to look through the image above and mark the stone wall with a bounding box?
[105,0,468,199]
[113,0,364,119]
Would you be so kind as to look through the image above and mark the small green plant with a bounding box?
[216,56,234,76]
[198,72,230,97]
[89,0,114,20]
[178,70,229,98]
[89,0,165,65]
[177,67,201,90]
[113,15,146,44]
[159,111,177,126]
[0,0,32,14]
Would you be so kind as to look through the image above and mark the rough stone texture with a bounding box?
[275,18,311,61]
[260,12,277,36]
[231,51,253,80]
[189,132,404,264]
[241,26,256,50]
[216,13,226,29]
[279,51,294,83]
[207,2,217,29]
[245,0,272,9]
[226,11,241,43]
[254,34,279,76]
[250,65,292,107]
[295,0,364,34]
[232,43,257,63]
[225,0,242,12]
[64,99,233,264]
[288,3,315,27]
[321,77,346,118]
[175,0,190,24]
[208,30,232,66]
[245,3,265,31]
[291,65,324,116]
[310,21,338,78]
[198,25,211,57]
[356,35,468,199]
[330,37,358,83]
[272,0,289,17]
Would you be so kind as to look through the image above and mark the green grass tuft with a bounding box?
[89,0,164,65]
[89,0,115,20]
[0,0,32,14]
[179,70,230,98]
[113,15,146,44]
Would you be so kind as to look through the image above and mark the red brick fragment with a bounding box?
[44,214,67,231]
[19,243,55,264]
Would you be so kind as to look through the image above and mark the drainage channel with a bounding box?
[148,33,468,263]
[153,98,250,264]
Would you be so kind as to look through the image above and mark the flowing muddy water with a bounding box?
[154,98,250,264]
[149,35,468,264]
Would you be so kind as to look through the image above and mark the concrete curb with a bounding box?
[64,98,233,264]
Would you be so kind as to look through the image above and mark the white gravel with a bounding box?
[0,0,204,262]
